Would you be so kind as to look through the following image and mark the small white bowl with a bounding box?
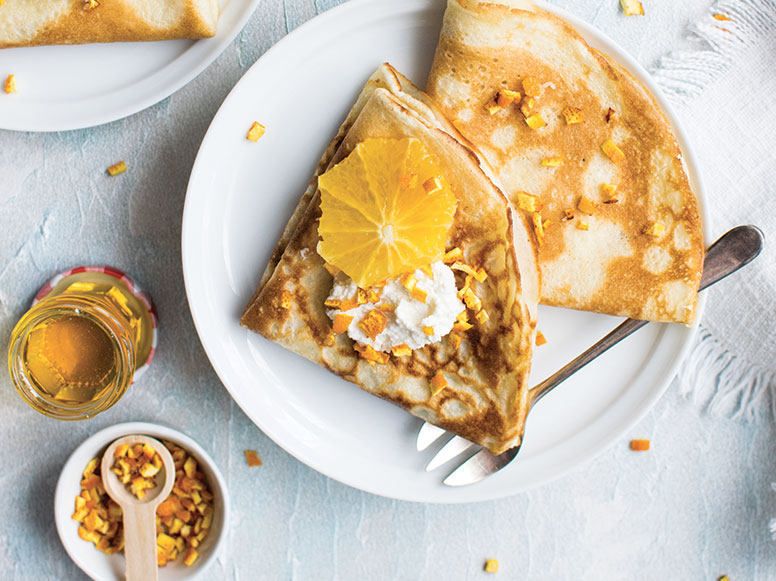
[55,422,230,580]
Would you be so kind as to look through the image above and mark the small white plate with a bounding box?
[182,0,709,503]
[54,422,230,580]
[0,0,260,132]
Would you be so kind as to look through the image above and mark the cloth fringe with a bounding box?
[651,0,776,104]
[771,483,776,540]
[678,327,776,421]
[652,0,776,422]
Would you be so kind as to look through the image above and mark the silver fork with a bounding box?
[418,225,764,486]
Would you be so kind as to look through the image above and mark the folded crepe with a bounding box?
[241,64,540,454]
[0,0,218,48]
[426,0,704,324]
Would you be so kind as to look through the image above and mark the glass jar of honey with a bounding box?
[7,266,157,420]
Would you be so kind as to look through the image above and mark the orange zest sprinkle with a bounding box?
[391,344,412,357]
[107,161,127,176]
[601,139,625,163]
[578,196,597,216]
[522,76,542,97]
[562,106,583,125]
[400,272,418,292]
[358,309,387,340]
[430,371,449,395]
[244,450,262,467]
[541,157,564,168]
[367,288,381,303]
[423,176,444,195]
[4,74,17,94]
[332,313,354,334]
[246,121,266,142]
[443,247,463,263]
[338,295,360,311]
[516,192,541,213]
[713,13,731,21]
[354,343,390,366]
[461,288,482,312]
[422,326,435,336]
[411,287,428,303]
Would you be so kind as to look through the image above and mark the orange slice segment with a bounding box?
[317,138,457,288]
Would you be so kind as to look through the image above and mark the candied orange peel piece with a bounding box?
[578,196,597,216]
[443,247,463,264]
[107,161,127,176]
[531,212,545,246]
[431,371,449,395]
[392,344,412,357]
[484,559,499,573]
[496,89,521,108]
[245,450,262,466]
[525,114,547,129]
[522,76,542,97]
[4,74,17,94]
[577,221,590,231]
[332,313,353,334]
[602,139,625,163]
[620,0,645,16]
[516,192,541,213]
[246,121,266,142]
[358,309,387,340]
[541,157,564,168]
[602,183,619,203]
[630,439,650,451]
[536,331,547,346]
[354,343,390,365]
[562,107,583,125]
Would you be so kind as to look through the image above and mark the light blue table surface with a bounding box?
[1,1,774,579]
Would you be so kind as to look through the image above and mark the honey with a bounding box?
[24,314,116,404]
[8,267,157,420]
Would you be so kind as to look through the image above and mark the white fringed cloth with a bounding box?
[651,0,776,421]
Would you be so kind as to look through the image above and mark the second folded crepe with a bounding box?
[427,0,704,324]
[0,0,219,48]
[242,64,540,454]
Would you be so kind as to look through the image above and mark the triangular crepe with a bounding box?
[0,0,218,48]
[242,64,540,454]
[427,0,704,323]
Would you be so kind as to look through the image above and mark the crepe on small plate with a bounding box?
[426,0,704,324]
[241,63,540,455]
[0,0,219,49]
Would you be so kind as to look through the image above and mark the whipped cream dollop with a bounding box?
[326,261,464,352]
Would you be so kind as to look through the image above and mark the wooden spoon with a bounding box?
[101,435,175,581]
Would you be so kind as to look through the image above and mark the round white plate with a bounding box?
[0,0,260,132]
[182,0,708,503]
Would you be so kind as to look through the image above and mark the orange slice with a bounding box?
[317,138,457,288]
